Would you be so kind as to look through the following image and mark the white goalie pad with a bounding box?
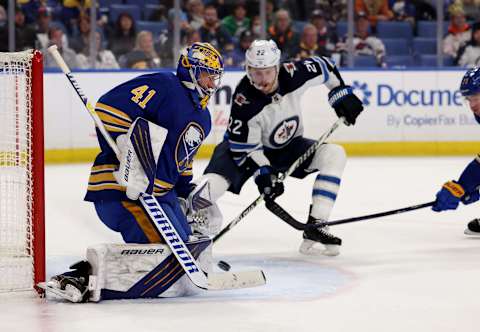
[114,118,168,200]
[86,242,212,301]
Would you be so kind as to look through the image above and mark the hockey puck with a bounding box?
[217,260,231,271]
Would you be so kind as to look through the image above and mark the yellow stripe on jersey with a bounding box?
[121,201,163,243]
[180,170,192,176]
[95,110,132,128]
[88,172,117,184]
[91,164,118,173]
[104,123,129,133]
[95,102,132,123]
[87,183,125,191]
[154,179,174,189]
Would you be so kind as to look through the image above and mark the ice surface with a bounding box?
[1,157,479,332]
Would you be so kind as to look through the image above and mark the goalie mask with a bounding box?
[245,39,281,94]
[177,42,224,108]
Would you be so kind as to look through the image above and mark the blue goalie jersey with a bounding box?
[84,72,211,203]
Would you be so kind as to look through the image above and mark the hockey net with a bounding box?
[0,50,45,293]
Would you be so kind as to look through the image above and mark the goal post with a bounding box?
[0,50,45,294]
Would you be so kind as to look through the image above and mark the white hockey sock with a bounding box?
[311,174,341,220]
[307,144,346,221]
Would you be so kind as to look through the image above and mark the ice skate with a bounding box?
[464,218,480,236]
[300,215,342,256]
[38,261,91,303]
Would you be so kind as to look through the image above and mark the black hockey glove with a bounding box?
[254,166,284,201]
[328,85,364,126]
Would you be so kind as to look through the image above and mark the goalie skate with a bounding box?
[300,216,342,256]
[37,275,89,303]
[464,218,480,236]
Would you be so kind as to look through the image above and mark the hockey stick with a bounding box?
[47,45,265,291]
[213,117,345,243]
[265,199,435,230]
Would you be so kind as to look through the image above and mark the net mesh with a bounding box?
[0,51,35,291]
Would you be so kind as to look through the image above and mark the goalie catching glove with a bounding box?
[114,118,168,200]
[328,85,364,126]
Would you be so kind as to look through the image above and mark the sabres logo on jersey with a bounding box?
[269,116,299,148]
[176,122,205,172]
[283,62,297,77]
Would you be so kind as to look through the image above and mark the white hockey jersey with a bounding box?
[226,56,344,168]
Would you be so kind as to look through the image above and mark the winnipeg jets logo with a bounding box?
[176,123,204,172]
[234,93,250,106]
[269,116,299,147]
[283,62,297,77]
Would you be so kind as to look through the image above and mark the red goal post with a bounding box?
[0,49,45,294]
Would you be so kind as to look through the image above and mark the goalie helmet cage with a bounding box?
[0,50,45,294]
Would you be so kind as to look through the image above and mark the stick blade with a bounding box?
[207,270,266,290]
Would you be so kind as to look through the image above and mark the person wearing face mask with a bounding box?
[432,67,480,236]
[197,39,364,256]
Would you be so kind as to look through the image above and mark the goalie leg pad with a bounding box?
[87,240,212,301]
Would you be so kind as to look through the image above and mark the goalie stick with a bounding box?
[265,199,435,230]
[213,117,345,243]
[47,45,265,291]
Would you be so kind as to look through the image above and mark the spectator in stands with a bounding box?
[355,0,394,28]
[123,31,161,69]
[391,0,416,24]
[70,14,91,54]
[456,22,480,67]
[268,9,300,60]
[199,5,233,53]
[35,7,52,49]
[61,0,83,35]
[186,0,204,30]
[313,0,348,25]
[124,50,151,69]
[309,10,338,57]
[336,11,386,67]
[443,4,471,58]
[185,28,202,46]
[43,26,78,69]
[250,15,263,39]
[223,29,254,67]
[411,0,436,21]
[291,24,323,60]
[461,0,480,22]
[0,6,36,51]
[204,0,229,19]
[155,9,192,68]
[17,0,41,24]
[76,31,119,69]
[146,4,167,22]
[108,13,136,59]
[222,3,250,38]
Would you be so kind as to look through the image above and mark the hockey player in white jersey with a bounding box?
[432,67,480,235]
[200,40,364,256]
